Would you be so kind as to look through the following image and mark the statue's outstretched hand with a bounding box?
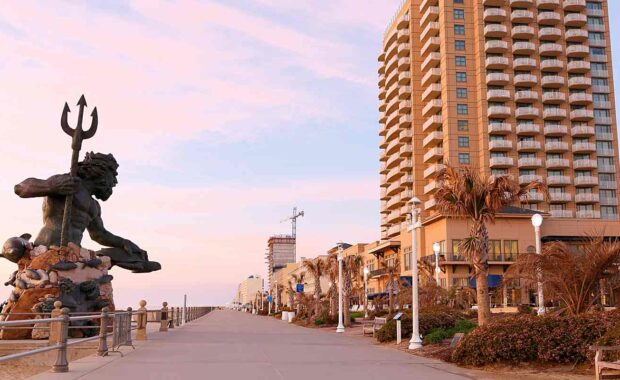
[48,174,80,195]
[122,240,148,261]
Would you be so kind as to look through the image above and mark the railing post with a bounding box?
[160,302,168,332]
[175,307,180,327]
[97,307,109,356]
[136,300,147,341]
[48,301,63,345]
[126,307,133,347]
[51,308,70,373]
[169,307,175,329]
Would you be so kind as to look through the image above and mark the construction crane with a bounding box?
[281,207,304,260]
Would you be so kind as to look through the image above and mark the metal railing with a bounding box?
[0,300,214,373]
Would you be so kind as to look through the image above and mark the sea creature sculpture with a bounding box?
[4,271,17,287]
[51,261,78,271]
[1,234,32,263]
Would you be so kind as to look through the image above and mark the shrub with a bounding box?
[452,310,620,366]
[314,319,325,326]
[517,304,534,315]
[424,319,477,345]
[375,308,465,343]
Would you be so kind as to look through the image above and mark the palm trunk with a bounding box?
[475,221,492,326]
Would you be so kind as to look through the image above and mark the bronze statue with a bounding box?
[14,153,161,273]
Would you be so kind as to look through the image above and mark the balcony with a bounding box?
[598,149,615,157]
[538,11,561,25]
[539,27,562,40]
[422,83,441,101]
[550,210,574,218]
[546,158,570,168]
[422,99,442,116]
[523,192,544,203]
[424,180,440,194]
[397,43,411,58]
[576,210,601,219]
[515,90,539,102]
[545,141,569,152]
[420,6,439,27]
[421,22,440,41]
[566,29,588,42]
[515,74,538,86]
[397,29,410,43]
[386,181,403,197]
[421,67,441,87]
[423,131,443,147]
[489,123,512,134]
[568,77,591,89]
[400,129,412,143]
[565,13,587,27]
[398,57,411,71]
[592,69,609,79]
[547,175,571,185]
[549,193,572,202]
[570,109,594,121]
[540,59,564,72]
[569,93,592,105]
[601,181,619,190]
[487,89,511,101]
[537,0,560,8]
[575,176,598,187]
[484,8,507,22]
[485,24,508,37]
[567,60,590,73]
[398,71,412,85]
[516,107,540,119]
[517,140,542,151]
[399,100,412,113]
[542,92,566,104]
[513,41,536,54]
[400,115,412,127]
[539,43,563,56]
[595,116,613,125]
[511,0,534,5]
[489,140,513,151]
[543,108,567,120]
[518,157,542,168]
[424,164,445,178]
[567,45,589,58]
[511,9,534,23]
[513,58,537,70]
[485,40,508,54]
[563,0,586,11]
[541,75,564,88]
[488,106,511,118]
[489,157,514,168]
[485,57,509,69]
[594,100,612,109]
[385,138,404,155]
[519,175,543,185]
[573,159,597,169]
[544,124,567,135]
[512,25,535,38]
[601,197,619,205]
[421,37,440,56]
[597,132,614,141]
[423,147,444,163]
[572,142,596,153]
[424,198,437,210]
[517,124,540,135]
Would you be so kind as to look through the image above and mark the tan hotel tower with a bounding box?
[373,0,620,304]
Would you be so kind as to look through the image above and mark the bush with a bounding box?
[314,319,325,326]
[452,310,620,366]
[424,319,477,345]
[375,307,465,343]
[517,304,534,315]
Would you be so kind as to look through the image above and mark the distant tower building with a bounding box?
[266,235,296,290]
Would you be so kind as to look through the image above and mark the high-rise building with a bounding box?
[236,275,264,306]
[266,235,296,289]
[372,0,620,306]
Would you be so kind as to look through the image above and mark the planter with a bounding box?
[288,312,295,323]
[281,312,288,321]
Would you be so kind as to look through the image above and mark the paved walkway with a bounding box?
[32,310,476,380]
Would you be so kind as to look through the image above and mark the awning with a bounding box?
[367,292,388,300]
[368,240,401,258]
[400,276,412,288]
[468,274,503,289]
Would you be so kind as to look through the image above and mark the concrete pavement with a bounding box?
[31,310,475,380]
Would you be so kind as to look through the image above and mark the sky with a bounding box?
[0,1,619,308]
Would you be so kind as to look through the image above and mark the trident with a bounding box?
[59,95,98,247]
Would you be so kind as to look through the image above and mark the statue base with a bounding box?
[0,243,114,339]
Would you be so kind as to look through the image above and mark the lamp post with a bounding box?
[433,242,441,285]
[531,213,545,316]
[275,281,279,313]
[336,243,345,333]
[408,197,423,350]
[363,267,369,319]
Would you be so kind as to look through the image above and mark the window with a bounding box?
[455,56,466,66]
[458,120,469,131]
[602,206,618,219]
[456,72,467,82]
[403,247,411,271]
[458,153,470,164]
[454,9,464,19]
[457,104,468,115]
[458,136,470,147]
[454,25,465,35]
[455,40,466,50]
[489,240,502,261]
[457,88,467,98]
[454,0,464,3]
[503,240,518,261]
[452,240,463,260]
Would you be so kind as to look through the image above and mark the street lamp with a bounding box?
[408,197,423,350]
[363,267,370,319]
[336,243,345,333]
[433,242,441,285]
[275,281,279,313]
[531,213,545,316]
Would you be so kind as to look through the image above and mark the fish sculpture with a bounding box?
[1,234,32,263]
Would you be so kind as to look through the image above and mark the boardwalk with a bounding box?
[33,310,473,380]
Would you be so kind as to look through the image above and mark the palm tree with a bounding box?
[325,256,338,318]
[385,257,401,313]
[286,280,295,310]
[303,257,326,318]
[342,254,363,327]
[434,164,543,326]
[291,273,305,315]
[508,235,620,315]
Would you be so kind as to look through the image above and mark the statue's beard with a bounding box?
[94,188,113,201]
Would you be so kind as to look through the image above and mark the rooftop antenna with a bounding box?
[280,207,304,260]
